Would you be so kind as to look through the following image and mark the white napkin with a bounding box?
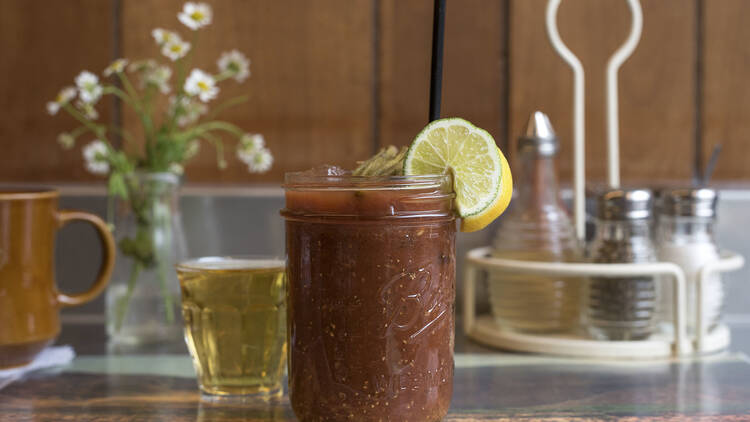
[0,345,76,390]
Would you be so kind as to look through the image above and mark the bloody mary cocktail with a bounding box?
[282,172,455,422]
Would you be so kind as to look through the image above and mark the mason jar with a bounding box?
[281,172,455,422]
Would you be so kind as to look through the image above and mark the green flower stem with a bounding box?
[70,125,88,138]
[118,72,140,101]
[182,31,198,79]
[117,72,145,108]
[157,254,175,324]
[117,73,155,145]
[115,260,142,331]
[167,32,198,133]
[167,83,188,132]
[142,84,157,115]
[61,104,109,143]
[166,92,187,133]
[175,121,245,168]
[102,86,137,108]
[212,70,235,83]
[188,120,245,138]
[101,85,151,150]
[203,95,248,121]
[106,193,115,227]
[153,197,175,324]
[106,125,136,145]
[203,132,226,168]
[140,85,160,168]
[174,39,195,97]
[174,37,196,92]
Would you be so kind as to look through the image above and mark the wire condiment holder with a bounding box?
[463,0,745,358]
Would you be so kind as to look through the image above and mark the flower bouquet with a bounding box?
[47,2,270,343]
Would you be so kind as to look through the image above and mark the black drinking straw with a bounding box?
[429,0,446,122]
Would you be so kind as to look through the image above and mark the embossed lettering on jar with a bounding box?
[282,172,456,422]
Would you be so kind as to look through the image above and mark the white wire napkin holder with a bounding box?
[463,0,745,358]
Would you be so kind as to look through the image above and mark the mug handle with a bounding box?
[55,210,116,307]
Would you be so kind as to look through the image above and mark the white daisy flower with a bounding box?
[47,102,61,115]
[169,96,186,117]
[103,58,129,76]
[75,71,103,104]
[147,65,172,93]
[246,147,273,173]
[75,100,99,120]
[184,102,207,126]
[127,60,162,90]
[82,140,110,175]
[236,149,251,164]
[184,140,200,159]
[152,28,180,45]
[168,163,184,175]
[57,133,75,149]
[184,69,218,102]
[162,38,191,61]
[128,59,157,74]
[217,50,250,82]
[57,86,77,104]
[46,86,77,115]
[242,133,265,150]
[170,96,207,127]
[237,133,265,163]
[178,2,212,30]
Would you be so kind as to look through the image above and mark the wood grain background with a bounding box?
[0,0,747,184]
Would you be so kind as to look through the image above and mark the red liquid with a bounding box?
[283,178,455,421]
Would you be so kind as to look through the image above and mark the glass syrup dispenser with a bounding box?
[488,111,584,333]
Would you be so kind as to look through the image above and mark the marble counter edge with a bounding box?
[60,351,750,379]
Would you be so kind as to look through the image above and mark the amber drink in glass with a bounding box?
[176,257,287,398]
[282,172,456,421]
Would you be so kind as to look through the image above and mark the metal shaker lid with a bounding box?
[518,111,558,156]
[597,188,652,220]
[661,188,717,217]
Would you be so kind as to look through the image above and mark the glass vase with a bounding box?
[106,172,188,345]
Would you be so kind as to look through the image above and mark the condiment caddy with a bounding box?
[463,0,745,358]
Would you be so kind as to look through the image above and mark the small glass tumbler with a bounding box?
[176,256,287,399]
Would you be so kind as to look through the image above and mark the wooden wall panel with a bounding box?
[0,0,114,182]
[5,0,749,185]
[509,0,695,184]
[378,0,506,150]
[702,0,750,181]
[121,0,374,183]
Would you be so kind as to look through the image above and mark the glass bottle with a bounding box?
[657,188,722,336]
[488,111,583,333]
[106,172,188,345]
[586,189,657,340]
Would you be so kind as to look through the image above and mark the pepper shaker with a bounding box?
[586,189,658,341]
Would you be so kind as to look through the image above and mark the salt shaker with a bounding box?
[586,189,657,341]
[657,188,722,336]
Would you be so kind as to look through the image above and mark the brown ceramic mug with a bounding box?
[0,188,115,368]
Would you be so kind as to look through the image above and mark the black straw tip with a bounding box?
[428,0,446,123]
